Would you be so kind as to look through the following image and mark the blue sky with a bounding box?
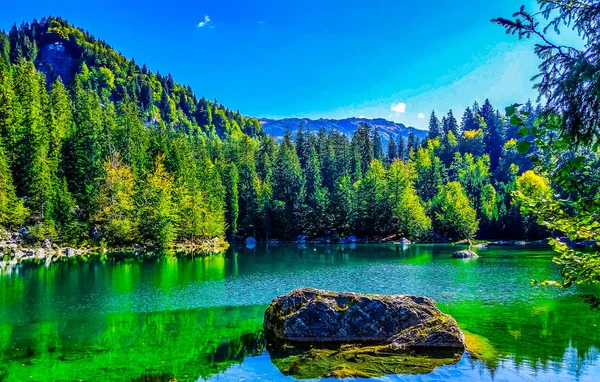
[0,0,570,129]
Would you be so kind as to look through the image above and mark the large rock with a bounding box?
[264,288,465,350]
[452,250,479,258]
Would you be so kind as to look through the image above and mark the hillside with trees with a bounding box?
[0,17,552,248]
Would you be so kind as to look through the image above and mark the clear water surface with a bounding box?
[0,244,598,381]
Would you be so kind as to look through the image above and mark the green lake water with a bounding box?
[0,244,599,381]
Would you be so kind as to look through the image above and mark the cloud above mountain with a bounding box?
[391,102,406,113]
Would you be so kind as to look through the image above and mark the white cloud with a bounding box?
[359,115,366,118]
[258,20,265,24]
[390,102,406,113]
[417,113,425,119]
[198,15,211,28]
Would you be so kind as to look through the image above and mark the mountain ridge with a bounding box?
[258,117,427,141]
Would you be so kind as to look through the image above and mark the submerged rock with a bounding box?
[264,288,466,350]
[452,250,479,259]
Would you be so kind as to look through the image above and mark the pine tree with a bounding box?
[295,122,309,169]
[257,135,276,182]
[221,162,239,234]
[317,128,335,191]
[329,175,352,235]
[386,134,397,164]
[303,145,328,235]
[272,129,304,238]
[397,135,406,161]
[406,131,419,155]
[115,101,150,178]
[427,111,442,139]
[373,127,384,161]
[460,107,478,134]
[353,122,374,177]
[443,110,460,137]
[235,136,260,234]
[0,139,28,228]
[485,114,506,171]
[67,72,106,219]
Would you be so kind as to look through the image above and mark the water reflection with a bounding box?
[0,244,598,381]
[0,305,265,381]
[267,342,463,379]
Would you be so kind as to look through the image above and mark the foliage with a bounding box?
[94,154,136,243]
[495,0,600,306]
[493,1,600,145]
[431,182,479,241]
[0,16,551,246]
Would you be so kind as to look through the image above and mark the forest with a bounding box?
[0,16,593,249]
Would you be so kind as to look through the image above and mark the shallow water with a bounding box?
[0,244,598,381]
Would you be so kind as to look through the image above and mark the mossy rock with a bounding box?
[264,288,466,349]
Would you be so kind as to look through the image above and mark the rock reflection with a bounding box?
[267,341,463,379]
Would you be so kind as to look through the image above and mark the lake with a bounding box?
[0,244,599,381]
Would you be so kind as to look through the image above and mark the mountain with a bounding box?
[258,117,428,141]
[2,17,264,138]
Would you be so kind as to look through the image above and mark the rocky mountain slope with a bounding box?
[259,117,427,141]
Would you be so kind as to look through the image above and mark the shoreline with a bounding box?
[0,231,229,270]
[6,233,592,271]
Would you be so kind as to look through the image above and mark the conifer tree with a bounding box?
[304,145,328,234]
[480,99,506,171]
[397,135,406,161]
[386,134,398,164]
[0,139,28,228]
[443,110,460,137]
[353,122,374,177]
[460,107,478,133]
[373,127,384,161]
[427,111,442,139]
[406,132,419,156]
[272,129,304,237]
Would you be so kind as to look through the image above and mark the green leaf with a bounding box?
[505,103,521,116]
[517,127,529,136]
[510,114,523,126]
[572,156,585,169]
[517,140,531,154]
